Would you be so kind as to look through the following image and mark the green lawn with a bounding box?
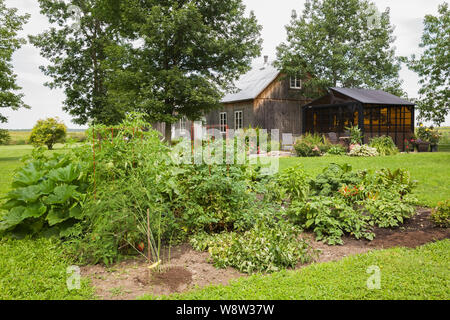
[0,237,95,300]
[279,153,450,207]
[142,239,450,300]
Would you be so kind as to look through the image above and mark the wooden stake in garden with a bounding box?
[147,208,151,263]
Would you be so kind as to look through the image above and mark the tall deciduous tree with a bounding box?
[29,0,121,125]
[404,3,449,126]
[0,0,30,123]
[276,0,404,98]
[105,0,262,142]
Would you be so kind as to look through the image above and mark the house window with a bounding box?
[179,116,187,133]
[235,111,243,130]
[220,112,227,133]
[290,75,302,89]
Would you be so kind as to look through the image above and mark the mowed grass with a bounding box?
[0,237,95,300]
[278,153,450,207]
[0,145,35,198]
[142,239,450,300]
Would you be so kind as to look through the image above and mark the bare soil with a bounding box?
[81,209,449,300]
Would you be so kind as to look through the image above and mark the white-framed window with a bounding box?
[290,75,302,89]
[235,111,243,130]
[179,116,187,133]
[220,112,227,133]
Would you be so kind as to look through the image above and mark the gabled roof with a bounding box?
[329,87,414,106]
[221,61,280,104]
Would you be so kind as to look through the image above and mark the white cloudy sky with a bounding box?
[1,0,449,129]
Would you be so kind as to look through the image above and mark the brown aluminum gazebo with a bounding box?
[302,87,415,151]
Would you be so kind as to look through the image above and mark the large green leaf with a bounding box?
[0,203,47,230]
[7,185,44,202]
[48,164,80,183]
[44,185,79,204]
[46,209,70,226]
[11,162,44,188]
[69,204,83,219]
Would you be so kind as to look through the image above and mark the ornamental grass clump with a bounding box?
[369,136,399,155]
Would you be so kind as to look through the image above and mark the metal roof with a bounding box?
[330,87,414,105]
[221,61,280,103]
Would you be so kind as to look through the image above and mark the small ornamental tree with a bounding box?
[29,118,67,150]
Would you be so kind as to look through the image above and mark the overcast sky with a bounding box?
[1,0,449,129]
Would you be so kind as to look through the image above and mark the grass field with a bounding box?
[4,130,86,145]
[142,240,449,300]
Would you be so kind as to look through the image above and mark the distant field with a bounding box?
[437,126,450,151]
[5,130,86,145]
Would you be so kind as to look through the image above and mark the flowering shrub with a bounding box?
[339,184,362,200]
[294,133,331,157]
[348,144,379,157]
[405,138,415,153]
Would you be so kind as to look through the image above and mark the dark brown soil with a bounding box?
[302,208,449,264]
[150,266,193,292]
[81,208,448,300]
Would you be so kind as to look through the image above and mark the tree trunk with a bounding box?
[164,121,172,145]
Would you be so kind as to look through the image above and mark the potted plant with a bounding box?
[415,138,430,152]
[428,129,442,152]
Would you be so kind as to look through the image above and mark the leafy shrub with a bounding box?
[310,163,365,197]
[363,197,416,228]
[0,146,91,238]
[430,200,450,227]
[363,168,417,198]
[294,133,331,157]
[369,136,399,155]
[284,164,418,244]
[348,144,379,157]
[325,145,346,155]
[276,165,310,201]
[0,129,11,145]
[73,123,176,264]
[191,216,313,273]
[288,196,374,245]
[29,118,67,150]
[345,125,363,144]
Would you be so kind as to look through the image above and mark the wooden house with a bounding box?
[203,57,310,136]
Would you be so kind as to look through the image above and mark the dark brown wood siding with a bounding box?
[206,75,310,135]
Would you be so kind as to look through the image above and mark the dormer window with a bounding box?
[290,76,302,89]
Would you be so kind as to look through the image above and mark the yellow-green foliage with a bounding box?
[431,200,450,227]
[29,118,67,150]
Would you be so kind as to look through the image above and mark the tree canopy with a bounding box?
[275,0,404,98]
[0,0,30,123]
[104,0,262,140]
[31,0,262,141]
[29,0,122,125]
[404,2,449,126]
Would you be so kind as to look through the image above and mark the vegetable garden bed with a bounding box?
[81,208,448,300]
